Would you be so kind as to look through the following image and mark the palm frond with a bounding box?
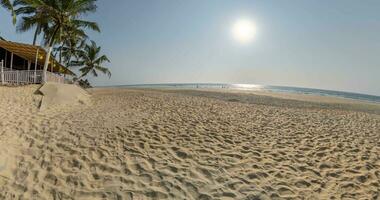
[72,19,100,32]
[75,40,111,79]
[1,0,16,24]
[95,65,111,78]
[95,55,110,64]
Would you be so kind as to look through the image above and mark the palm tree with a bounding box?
[55,21,88,64]
[71,40,111,79]
[52,23,88,76]
[1,0,16,24]
[14,0,48,45]
[58,37,86,68]
[14,0,100,82]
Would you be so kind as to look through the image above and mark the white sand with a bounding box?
[0,86,379,199]
[38,83,91,110]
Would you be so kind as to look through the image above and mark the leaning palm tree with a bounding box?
[1,0,16,24]
[15,0,99,82]
[71,40,111,79]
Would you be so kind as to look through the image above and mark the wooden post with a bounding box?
[1,60,4,84]
[27,61,31,83]
[10,52,13,71]
[34,49,39,83]
[4,51,7,68]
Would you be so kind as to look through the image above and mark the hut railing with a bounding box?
[2,70,43,84]
[1,60,65,84]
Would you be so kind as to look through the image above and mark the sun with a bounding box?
[232,18,257,44]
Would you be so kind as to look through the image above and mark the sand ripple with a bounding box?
[0,87,379,199]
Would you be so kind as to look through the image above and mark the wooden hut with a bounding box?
[0,40,74,84]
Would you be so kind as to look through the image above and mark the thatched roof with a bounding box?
[0,40,74,75]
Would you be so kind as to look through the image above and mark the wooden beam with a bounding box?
[10,52,13,70]
[1,60,3,84]
[34,49,39,83]
[4,51,7,68]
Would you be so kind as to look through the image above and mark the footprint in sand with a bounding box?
[0,159,7,173]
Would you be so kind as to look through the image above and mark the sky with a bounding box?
[1,0,380,96]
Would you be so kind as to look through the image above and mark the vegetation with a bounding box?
[1,0,111,85]
[71,40,111,79]
[1,0,16,24]
[76,79,92,88]
[13,0,48,45]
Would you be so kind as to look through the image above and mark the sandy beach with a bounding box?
[0,85,379,200]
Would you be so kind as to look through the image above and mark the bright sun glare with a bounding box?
[232,18,257,44]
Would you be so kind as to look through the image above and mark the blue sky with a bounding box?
[1,0,380,95]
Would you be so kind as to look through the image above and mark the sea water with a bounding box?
[119,83,380,103]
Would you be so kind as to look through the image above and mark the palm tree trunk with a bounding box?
[43,26,60,83]
[59,45,63,63]
[43,46,53,83]
[32,26,39,45]
[75,70,90,83]
[1,0,16,24]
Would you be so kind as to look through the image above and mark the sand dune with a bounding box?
[0,86,379,199]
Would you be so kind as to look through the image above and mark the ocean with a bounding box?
[119,83,380,103]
